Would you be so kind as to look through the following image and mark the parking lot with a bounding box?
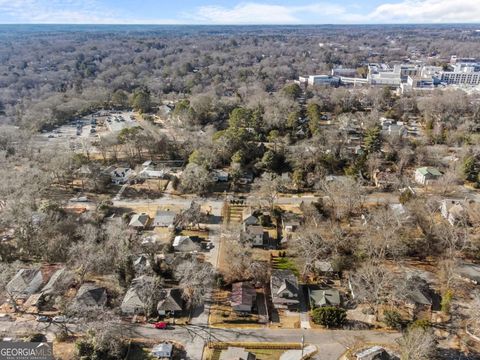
[36,110,140,152]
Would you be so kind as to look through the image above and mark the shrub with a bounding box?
[311,306,347,328]
[441,289,453,314]
[399,189,414,204]
[383,309,405,330]
[410,319,431,331]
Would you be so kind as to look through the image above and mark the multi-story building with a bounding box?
[441,72,480,85]
[393,64,421,82]
[420,66,443,78]
[299,56,480,90]
[367,64,401,86]
[307,75,340,86]
[331,67,357,77]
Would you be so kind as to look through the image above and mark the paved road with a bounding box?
[113,194,316,212]
[123,324,401,360]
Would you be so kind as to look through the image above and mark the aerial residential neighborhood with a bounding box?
[1,9,480,360]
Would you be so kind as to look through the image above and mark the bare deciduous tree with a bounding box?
[351,260,395,319]
[397,327,437,360]
[319,177,365,220]
[175,258,215,309]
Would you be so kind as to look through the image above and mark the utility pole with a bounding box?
[301,334,305,358]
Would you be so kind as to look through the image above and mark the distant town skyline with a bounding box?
[0,0,479,25]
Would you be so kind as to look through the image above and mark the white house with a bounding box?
[440,199,466,226]
[414,167,442,185]
[380,117,407,137]
[110,167,133,185]
[139,168,165,179]
[172,236,200,252]
[212,169,229,182]
[151,343,173,359]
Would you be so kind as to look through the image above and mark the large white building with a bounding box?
[367,63,401,86]
[298,56,480,90]
[307,75,340,86]
[440,62,480,85]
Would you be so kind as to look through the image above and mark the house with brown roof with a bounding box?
[230,282,256,314]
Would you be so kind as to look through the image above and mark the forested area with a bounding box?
[1,24,480,131]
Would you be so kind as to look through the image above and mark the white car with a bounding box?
[52,316,67,323]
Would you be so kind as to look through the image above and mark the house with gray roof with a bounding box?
[242,208,258,226]
[219,347,256,360]
[172,236,200,252]
[152,343,173,359]
[153,210,177,228]
[270,269,299,310]
[157,288,183,316]
[120,276,154,315]
[395,275,438,319]
[308,287,341,308]
[457,263,480,284]
[133,255,152,275]
[72,284,107,308]
[40,268,72,295]
[6,269,44,300]
[129,213,150,229]
[244,225,265,247]
[355,346,391,360]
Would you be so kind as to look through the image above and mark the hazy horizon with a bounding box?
[0,0,479,25]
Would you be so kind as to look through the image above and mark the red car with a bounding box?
[153,321,168,329]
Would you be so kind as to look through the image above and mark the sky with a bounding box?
[0,0,479,25]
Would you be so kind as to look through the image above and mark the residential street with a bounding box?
[0,319,401,360]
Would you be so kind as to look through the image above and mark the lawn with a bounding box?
[53,340,76,360]
[209,304,263,329]
[272,257,299,275]
[209,290,263,329]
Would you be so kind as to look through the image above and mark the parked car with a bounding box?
[153,321,168,330]
[36,316,50,322]
[52,316,67,323]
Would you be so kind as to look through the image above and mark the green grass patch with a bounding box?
[272,257,299,275]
